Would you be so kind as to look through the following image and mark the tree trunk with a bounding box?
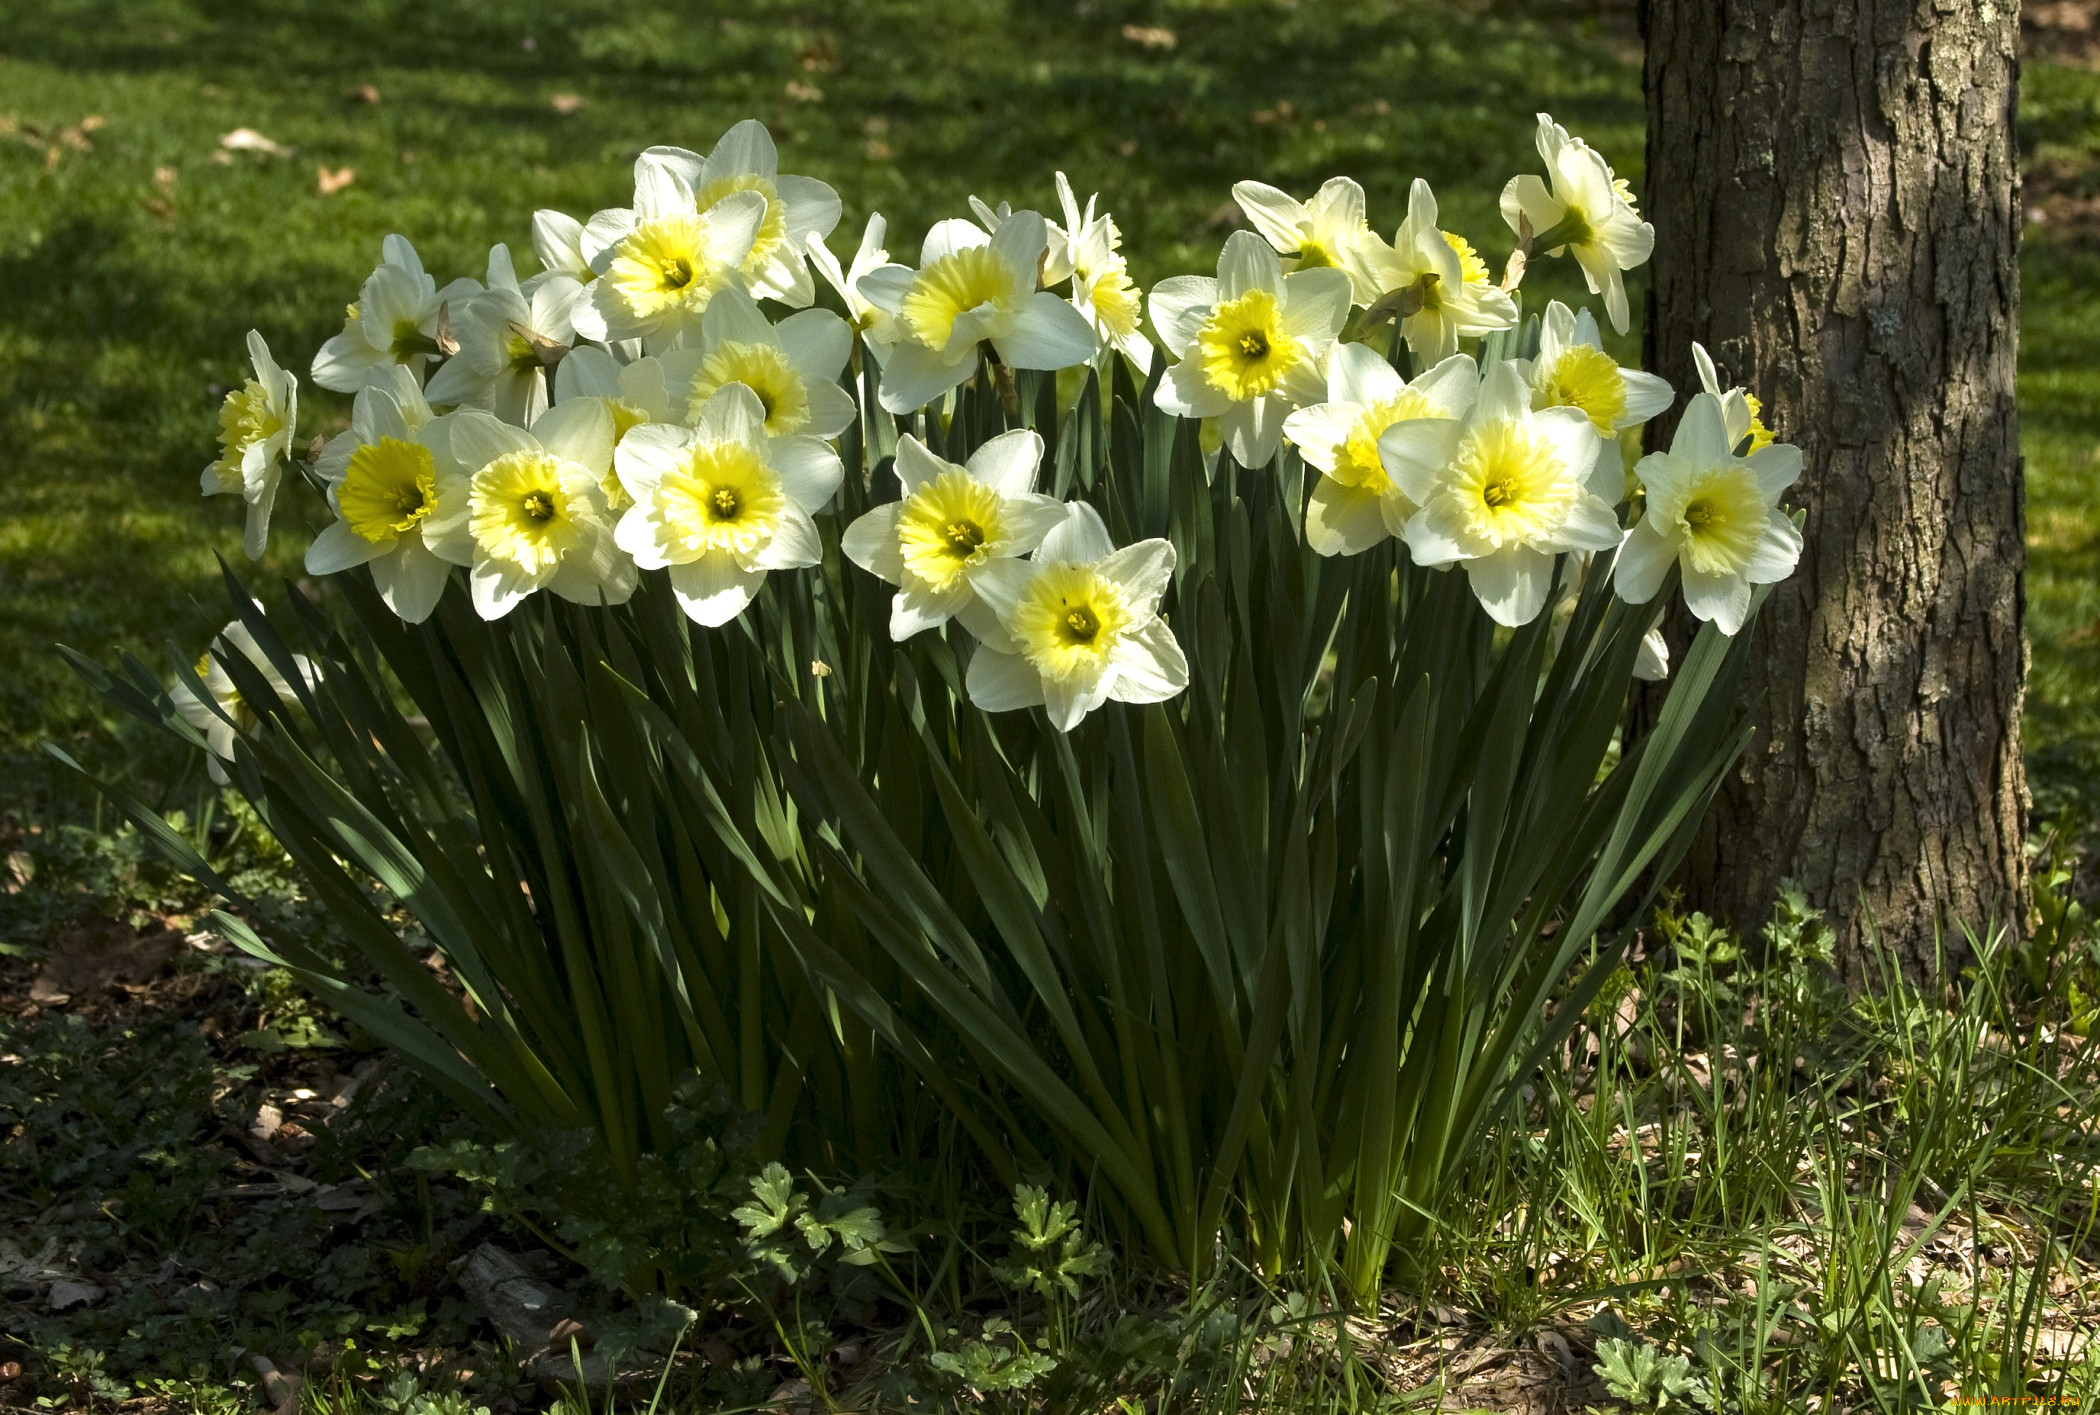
[1638,0,2027,976]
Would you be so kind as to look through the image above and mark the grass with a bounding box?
[4,0,2100,1408]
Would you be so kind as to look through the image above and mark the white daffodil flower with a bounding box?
[1344,180,1518,363]
[612,385,843,626]
[172,621,317,784]
[1390,360,1624,627]
[1500,113,1655,335]
[1691,341,1775,455]
[528,209,595,292]
[425,244,583,427]
[306,369,461,624]
[808,214,900,359]
[201,330,297,561]
[580,120,840,328]
[965,502,1188,732]
[1521,300,1672,455]
[1046,173,1150,372]
[840,429,1068,646]
[424,403,636,619]
[1149,231,1352,469]
[570,150,770,346]
[312,236,482,393]
[1231,176,1372,293]
[1284,345,1475,557]
[650,285,856,441]
[550,346,693,515]
[858,211,1099,414]
[1613,391,1802,636]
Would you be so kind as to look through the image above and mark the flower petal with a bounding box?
[307,519,384,575]
[1037,501,1116,563]
[1109,619,1189,703]
[669,554,766,626]
[1682,565,1751,635]
[769,435,844,512]
[1147,276,1219,358]
[966,646,1047,714]
[966,428,1045,498]
[1465,544,1556,626]
[1304,479,1390,556]
[1611,518,1677,604]
[993,292,1098,370]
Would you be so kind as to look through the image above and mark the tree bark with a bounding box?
[1639,0,2027,976]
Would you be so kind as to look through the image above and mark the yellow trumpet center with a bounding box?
[695,172,788,282]
[901,245,1025,351]
[210,380,283,490]
[468,451,586,575]
[690,341,810,436]
[654,440,786,561]
[1010,563,1136,682]
[1533,343,1627,436]
[1197,287,1299,403]
[896,470,1008,592]
[1446,420,1579,549]
[339,437,439,544]
[1086,266,1142,339]
[1330,391,1431,497]
[609,214,727,319]
[1444,232,1491,286]
[1666,464,1767,577]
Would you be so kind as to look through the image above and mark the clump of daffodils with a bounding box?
[193,113,1803,739]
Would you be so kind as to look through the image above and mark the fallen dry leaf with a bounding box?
[549,92,585,115]
[47,1279,101,1311]
[316,165,356,195]
[30,917,178,1004]
[219,126,292,157]
[347,83,380,104]
[785,80,823,103]
[1121,23,1177,50]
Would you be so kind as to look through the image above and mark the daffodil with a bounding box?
[425,244,583,426]
[1522,300,1672,451]
[570,149,770,346]
[1390,360,1625,626]
[965,503,1188,731]
[612,385,843,626]
[312,235,482,392]
[424,403,636,619]
[171,621,317,784]
[306,369,460,624]
[1691,341,1774,454]
[1344,180,1517,363]
[652,285,856,440]
[857,211,1099,413]
[840,429,1068,644]
[1613,391,1802,635]
[529,208,595,289]
[1149,231,1351,469]
[1231,176,1372,291]
[578,120,840,334]
[1284,345,1476,557]
[201,330,297,560]
[808,214,900,358]
[1046,173,1151,372]
[1500,113,1654,335]
[549,347,691,513]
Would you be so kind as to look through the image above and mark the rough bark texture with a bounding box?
[1639,0,2027,975]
